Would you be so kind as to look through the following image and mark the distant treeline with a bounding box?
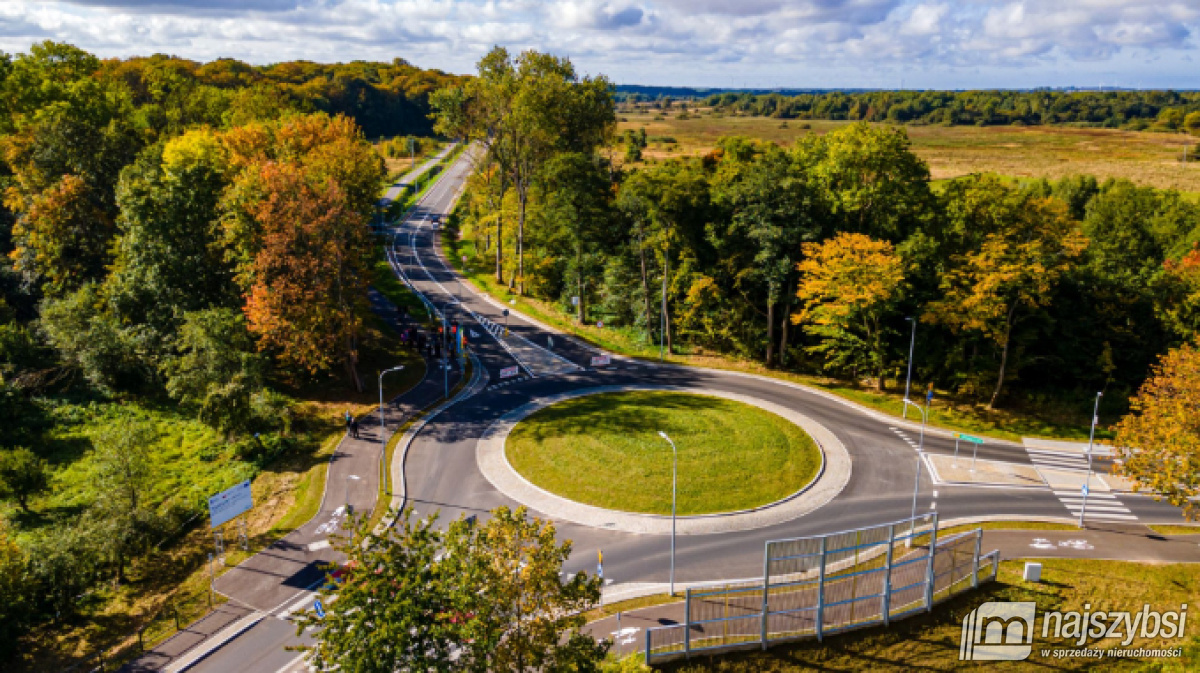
[0,43,469,139]
[698,90,1200,130]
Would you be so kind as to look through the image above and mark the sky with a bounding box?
[1,0,1199,89]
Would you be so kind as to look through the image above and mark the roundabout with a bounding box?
[505,390,822,516]
[475,384,852,535]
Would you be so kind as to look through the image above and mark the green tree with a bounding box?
[449,506,606,673]
[925,180,1087,408]
[0,523,31,655]
[39,283,149,393]
[163,308,264,434]
[88,417,159,583]
[537,152,612,324]
[295,510,460,673]
[713,144,820,365]
[0,447,49,512]
[108,129,237,337]
[797,122,931,242]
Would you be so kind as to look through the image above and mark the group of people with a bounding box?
[344,410,360,438]
[400,325,442,359]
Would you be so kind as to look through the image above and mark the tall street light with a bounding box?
[657,431,679,595]
[903,398,929,536]
[378,365,405,496]
[903,317,917,418]
[1079,391,1103,527]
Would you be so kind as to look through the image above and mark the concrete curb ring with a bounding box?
[475,384,852,535]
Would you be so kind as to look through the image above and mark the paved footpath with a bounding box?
[122,291,461,672]
[585,525,1200,659]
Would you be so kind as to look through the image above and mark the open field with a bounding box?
[652,558,1200,672]
[505,391,820,516]
[615,110,1200,193]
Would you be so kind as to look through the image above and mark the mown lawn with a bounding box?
[505,391,821,516]
[651,559,1200,672]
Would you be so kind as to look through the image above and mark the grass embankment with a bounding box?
[17,284,426,672]
[1149,524,1200,536]
[646,559,1200,672]
[505,391,820,515]
[613,110,1200,193]
[441,230,1108,444]
[377,138,445,184]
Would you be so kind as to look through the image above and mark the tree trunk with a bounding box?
[663,248,672,354]
[494,178,505,284]
[988,303,1019,409]
[346,332,364,393]
[636,222,653,343]
[517,189,527,294]
[779,276,793,367]
[766,298,775,366]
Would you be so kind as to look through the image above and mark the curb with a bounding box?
[161,612,264,673]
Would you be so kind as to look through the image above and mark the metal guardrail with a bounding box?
[644,513,1001,665]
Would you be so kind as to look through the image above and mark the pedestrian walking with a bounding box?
[350,416,360,439]
[344,410,352,434]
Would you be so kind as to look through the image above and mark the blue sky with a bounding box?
[1,1,1198,89]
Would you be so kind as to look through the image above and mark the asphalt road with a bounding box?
[182,148,1193,672]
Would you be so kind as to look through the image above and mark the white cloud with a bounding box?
[0,0,1195,88]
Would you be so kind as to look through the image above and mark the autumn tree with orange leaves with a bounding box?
[241,162,375,391]
[1115,341,1200,519]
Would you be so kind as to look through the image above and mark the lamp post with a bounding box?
[1079,391,1103,527]
[378,366,405,496]
[903,317,916,418]
[657,431,679,595]
[903,398,928,535]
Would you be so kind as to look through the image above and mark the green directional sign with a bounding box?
[954,432,984,444]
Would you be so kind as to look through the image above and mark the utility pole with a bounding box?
[1079,391,1103,527]
[903,317,916,418]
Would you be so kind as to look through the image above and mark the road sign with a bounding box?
[954,432,984,444]
[208,480,253,529]
[591,354,611,367]
[500,366,519,379]
[571,296,579,306]
[1082,484,1089,496]
[925,388,934,403]
[314,599,325,619]
[502,309,509,317]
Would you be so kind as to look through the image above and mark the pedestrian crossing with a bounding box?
[1026,448,1090,472]
[1052,489,1137,522]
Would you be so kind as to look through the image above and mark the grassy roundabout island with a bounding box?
[505,391,822,516]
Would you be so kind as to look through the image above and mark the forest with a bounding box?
[0,41,458,663]
[437,50,1200,477]
[690,89,1200,131]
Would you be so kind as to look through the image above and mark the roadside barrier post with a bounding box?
[816,536,827,641]
[972,530,983,589]
[684,588,692,657]
[925,513,939,611]
[882,524,895,625]
[760,542,770,649]
[644,629,652,666]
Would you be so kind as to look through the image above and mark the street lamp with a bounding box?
[378,365,405,496]
[903,317,917,418]
[657,431,679,595]
[1079,391,1103,527]
[903,398,928,536]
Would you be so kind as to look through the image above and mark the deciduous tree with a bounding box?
[1114,341,1200,519]
[793,233,905,388]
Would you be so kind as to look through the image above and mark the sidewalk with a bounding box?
[119,603,255,673]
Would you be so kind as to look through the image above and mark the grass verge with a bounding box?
[1149,524,1200,536]
[505,391,820,515]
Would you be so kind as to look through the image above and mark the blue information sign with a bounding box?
[208,480,253,529]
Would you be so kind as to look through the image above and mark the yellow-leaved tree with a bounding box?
[793,232,905,390]
[1114,341,1200,519]
[923,191,1086,408]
